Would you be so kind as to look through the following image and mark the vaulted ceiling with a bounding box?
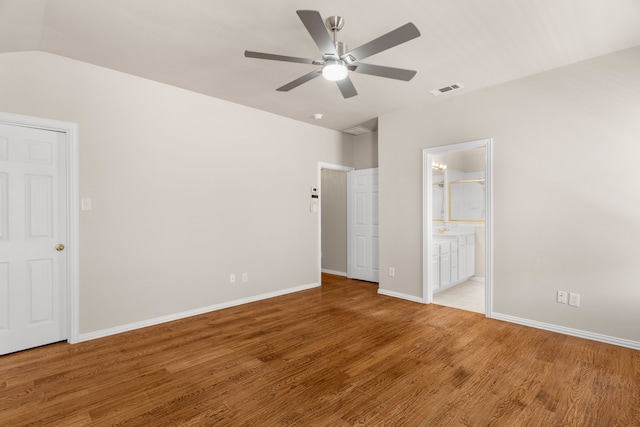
[1,0,639,132]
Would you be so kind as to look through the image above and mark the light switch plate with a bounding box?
[557,290,568,304]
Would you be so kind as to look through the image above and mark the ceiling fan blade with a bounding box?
[343,22,420,62]
[353,63,417,81]
[244,51,316,65]
[277,69,323,92]
[297,10,338,57]
[336,77,358,98]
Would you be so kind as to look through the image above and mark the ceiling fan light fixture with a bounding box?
[322,60,348,81]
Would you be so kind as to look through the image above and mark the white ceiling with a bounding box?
[1,0,640,132]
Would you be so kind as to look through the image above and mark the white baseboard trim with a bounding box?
[492,312,640,351]
[321,269,347,277]
[377,288,424,304]
[78,282,321,343]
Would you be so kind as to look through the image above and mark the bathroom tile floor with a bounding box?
[433,280,485,314]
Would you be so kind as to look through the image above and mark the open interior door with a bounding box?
[348,168,379,282]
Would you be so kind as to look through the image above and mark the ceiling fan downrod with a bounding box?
[325,16,347,56]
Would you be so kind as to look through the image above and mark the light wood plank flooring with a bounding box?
[1,274,639,426]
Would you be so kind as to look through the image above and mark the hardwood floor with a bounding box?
[2,274,639,426]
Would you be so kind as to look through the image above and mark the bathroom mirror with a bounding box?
[449,179,485,222]
[432,182,445,221]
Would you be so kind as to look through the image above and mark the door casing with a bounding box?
[0,112,79,344]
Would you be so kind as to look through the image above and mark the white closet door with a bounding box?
[0,123,67,355]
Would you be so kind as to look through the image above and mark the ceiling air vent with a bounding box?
[343,125,373,136]
[430,83,464,96]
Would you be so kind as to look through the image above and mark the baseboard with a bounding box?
[78,282,321,343]
[492,312,640,351]
[377,288,424,303]
[321,269,347,277]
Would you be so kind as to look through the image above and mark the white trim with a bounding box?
[78,281,321,343]
[318,162,354,283]
[492,313,640,351]
[422,149,433,304]
[0,112,80,344]
[321,269,347,277]
[423,139,493,317]
[485,139,493,316]
[377,288,424,303]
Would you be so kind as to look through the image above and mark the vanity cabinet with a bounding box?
[432,244,440,289]
[432,241,453,289]
[439,241,451,288]
[450,239,458,284]
[458,236,467,279]
[433,232,475,291]
[466,234,475,277]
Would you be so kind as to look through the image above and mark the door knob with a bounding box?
[55,244,65,251]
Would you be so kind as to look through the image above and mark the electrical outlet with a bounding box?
[388,267,395,277]
[569,292,581,307]
[242,272,248,283]
[557,290,568,304]
[230,274,236,284]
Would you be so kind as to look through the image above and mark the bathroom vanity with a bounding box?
[432,231,475,292]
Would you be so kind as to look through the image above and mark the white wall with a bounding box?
[353,132,378,170]
[0,51,355,335]
[378,46,640,344]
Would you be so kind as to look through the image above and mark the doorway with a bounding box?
[422,139,492,316]
[320,168,349,276]
[0,112,79,354]
[318,163,353,283]
[318,163,380,283]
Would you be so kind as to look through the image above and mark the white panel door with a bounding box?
[349,168,379,282]
[0,123,67,355]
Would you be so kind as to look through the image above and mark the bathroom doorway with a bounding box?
[422,139,492,316]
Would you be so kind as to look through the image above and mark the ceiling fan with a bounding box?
[244,10,421,98]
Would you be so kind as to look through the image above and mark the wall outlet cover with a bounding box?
[569,292,581,307]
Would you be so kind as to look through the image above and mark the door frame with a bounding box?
[422,138,493,316]
[0,111,79,343]
[317,162,354,282]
